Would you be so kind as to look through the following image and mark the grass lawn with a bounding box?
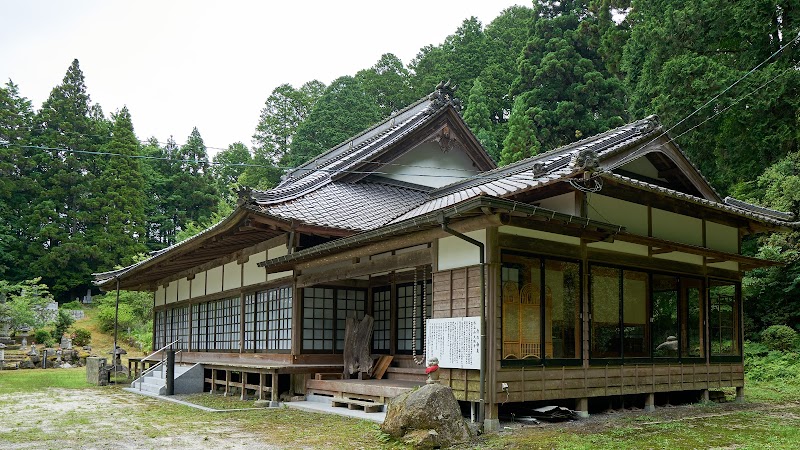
[2,369,799,448]
[0,368,405,449]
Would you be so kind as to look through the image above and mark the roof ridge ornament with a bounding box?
[236,187,253,206]
[425,80,462,114]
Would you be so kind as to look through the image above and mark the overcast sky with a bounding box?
[1,1,527,156]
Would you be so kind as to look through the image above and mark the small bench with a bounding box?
[331,398,383,413]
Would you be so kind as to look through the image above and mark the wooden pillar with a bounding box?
[241,371,247,400]
[259,372,265,400]
[644,393,655,412]
[576,397,589,418]
[484,225,501,433]
[270,369,279,406]
[210,368,217,393]
[291,284,302,356]
[224,370,230,397]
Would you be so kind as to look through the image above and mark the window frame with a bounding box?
[501,251,583,368]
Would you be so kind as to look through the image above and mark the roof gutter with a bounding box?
[440,218,487,429]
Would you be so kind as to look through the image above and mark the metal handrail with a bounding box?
[134,339,181,390]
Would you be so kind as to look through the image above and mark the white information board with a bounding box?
[426,317,482,370]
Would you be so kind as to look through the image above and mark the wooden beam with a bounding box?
[649,248,675,255]
[296,248,432,287]
[291,214,504,272]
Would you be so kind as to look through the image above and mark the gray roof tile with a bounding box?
[260,182,428,231]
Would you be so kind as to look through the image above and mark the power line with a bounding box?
[636,30,800,155]
[7,143,501,181]
[668,64,798,143]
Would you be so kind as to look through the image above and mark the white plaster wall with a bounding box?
[382,142,478,188]
[651,208,703,246]
[617,157,663,180]
[191,272,206,298]
[243,250,267,287]
[437,229,486,270]
[538,193,578,216]
[177,278,191,301]
[267,244,292,281]
[223,261,241,291]
[155,286,166,307]
[206,266,223,294]
[587,194,648,236]
[165,281,178,304]
[498,226,581,246]
[706,221,738,253]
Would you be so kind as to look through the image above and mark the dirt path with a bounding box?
[0,388,279,449]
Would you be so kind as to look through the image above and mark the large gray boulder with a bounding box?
[381,384,471,448]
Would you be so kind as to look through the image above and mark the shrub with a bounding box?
[61,300,83,310]
[72,328,91,347]
[761,325,798,351]
[51,309,74,342]
[745,350,800,381]
[33,329,50,345]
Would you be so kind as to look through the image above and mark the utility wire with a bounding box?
[669,63,798,143]
[635,30,800,154]
[7,143,500,181]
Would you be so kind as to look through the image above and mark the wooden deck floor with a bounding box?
[306,378,424,403]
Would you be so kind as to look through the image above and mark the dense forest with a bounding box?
[1,1,799,336]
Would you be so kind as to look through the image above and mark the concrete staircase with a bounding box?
[131,363,204,395]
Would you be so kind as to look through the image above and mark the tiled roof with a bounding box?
[391,116,660,223]
[609,173,799,226]
[253,95,445,207]
[258,182,428,231]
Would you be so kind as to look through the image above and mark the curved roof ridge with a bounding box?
[431,116,659,197]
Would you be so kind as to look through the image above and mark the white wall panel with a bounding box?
[191,272,206,298]
[651,208,702,246]
[243,250,267,286]
[177,278,191,301]
[206,266,223,294]
[437,229,486,270]
[587,194,648,236]
[223,261,241,291]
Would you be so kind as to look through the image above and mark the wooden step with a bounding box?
[331,398,383,413]
[384,366,426,382]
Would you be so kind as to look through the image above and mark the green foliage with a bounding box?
[0,277,54,331]
[355,53,416,117]
[410,17,488,100]
[175,199,234,243]
[503,1,626,163]
[761,325,798,352]
[742,151,800,334]
[71,327,91,347]
[284,76,382,168]
[61,300,82,310]
[621,0,800,192]
[463,78,499,162]
[93,290,152,338]
[52,308,75,341]
[33,329,51,345]
[746,349,800,382]
[211,141,251,199]
[90,106,148,271]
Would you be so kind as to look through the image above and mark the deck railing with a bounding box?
[133,339,183,391]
